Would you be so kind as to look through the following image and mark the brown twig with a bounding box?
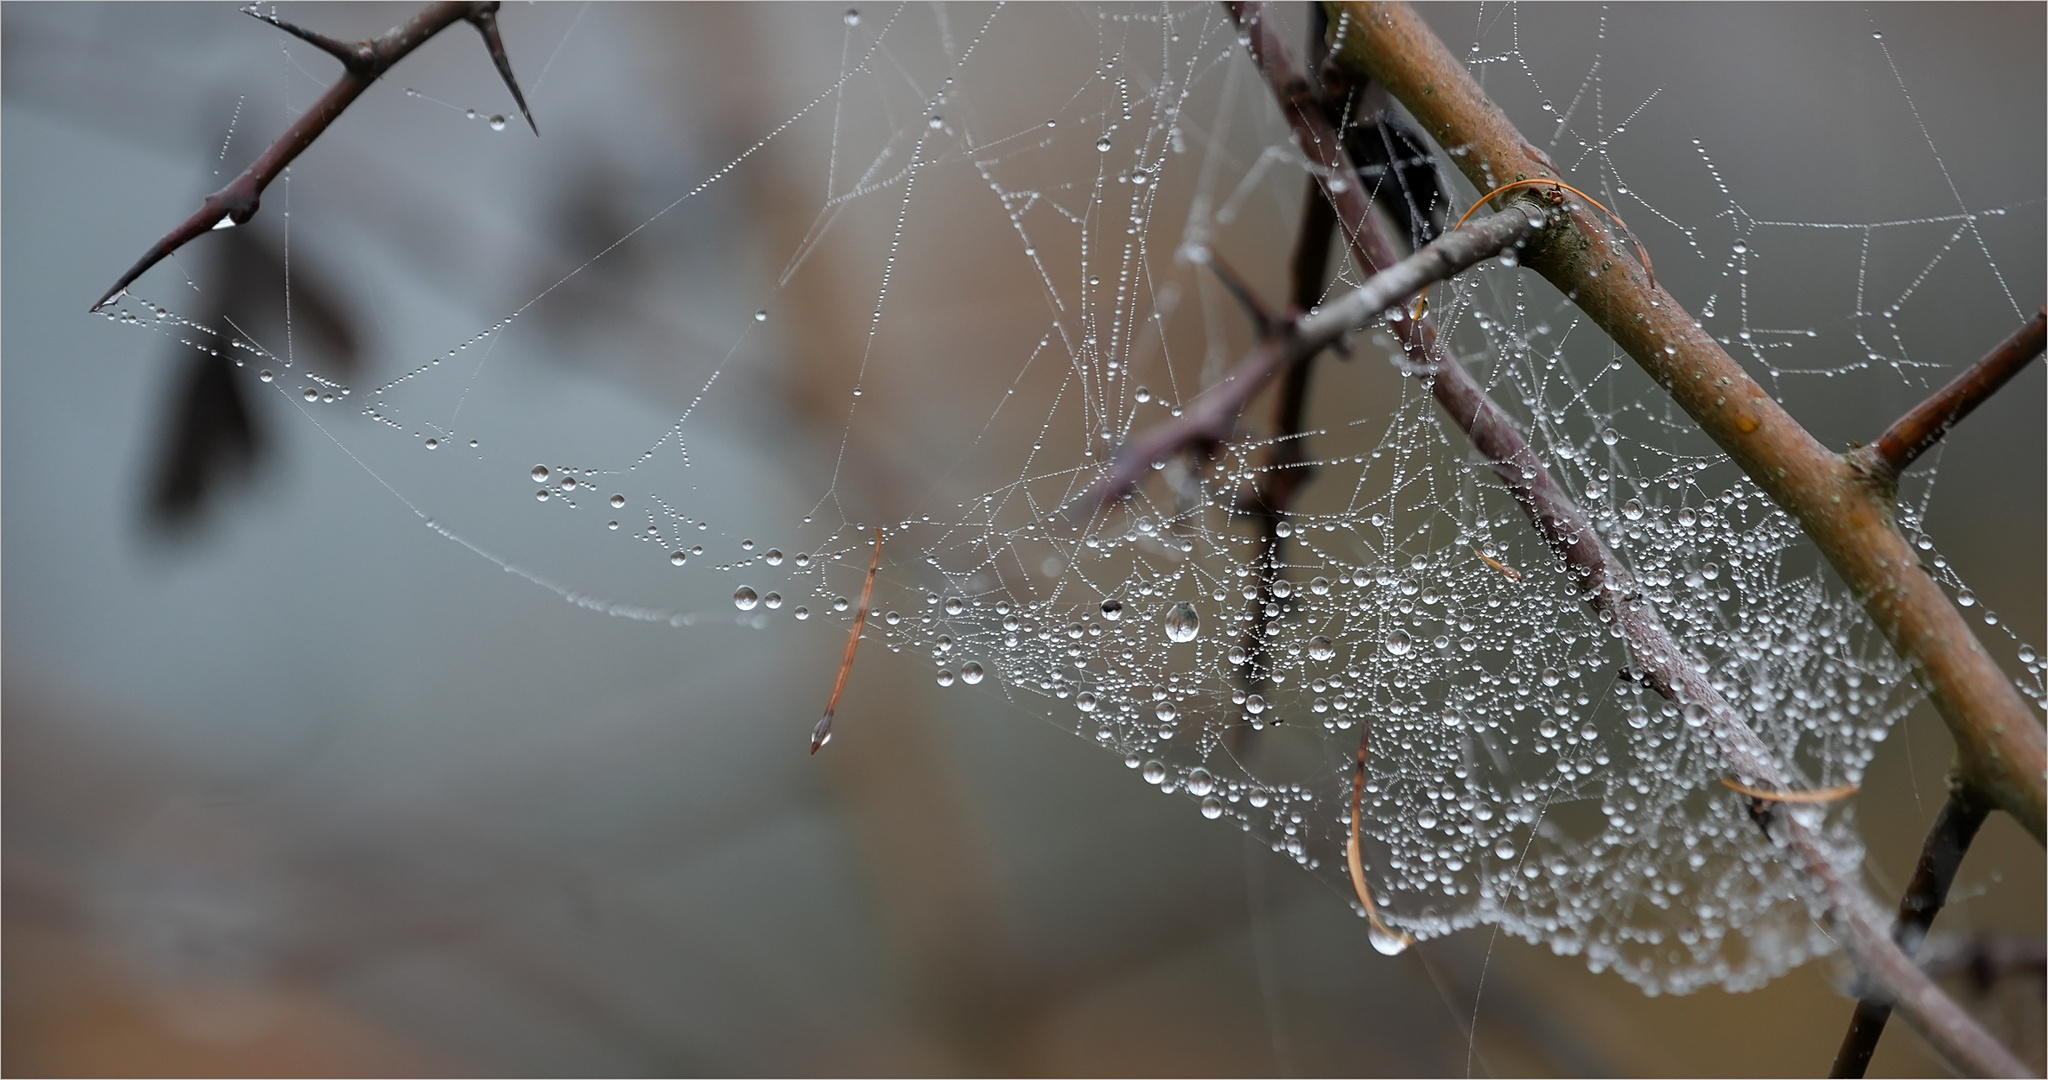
[1830,786,1993,1078]
[1862,308,2047,484]
[1327,0,2045,844]
[1232,5,2031,1074]
[91,2,535,312]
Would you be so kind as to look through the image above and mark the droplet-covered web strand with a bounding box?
[810,528,883,754]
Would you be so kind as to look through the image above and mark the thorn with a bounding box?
[245,5,370,71]
[467,6,538,135]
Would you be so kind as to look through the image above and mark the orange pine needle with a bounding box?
[811,528,884,753]
[1472,546,1523,582]
[1349,743,1413,952]
[1454,177,1656,290]
[1720,778,1860,804]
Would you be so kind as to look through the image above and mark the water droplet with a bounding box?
[1096,135,1112,152]
[671,551,687,566]
[1367,922,1411,956]
[1155,701,1177,723]
[763,592,782,609]
[489,115,506,131]
[1100,598,1124,621]
[764,549,784,566]
[1227,646,1248,665]
[1957,590,1976,607]
[1385,630,1413,656]
[1142,760,1168,784]
[885,611,902,626]
[1540,667,1561,687]
[1134,386,1151,403]
[754,309,768,322]
[1601,428,1619,446]
[1245,694,1266,715]
[794,607,809,620]
[560,475,578,490]
[1186,769,1215,797]
[961,662,984,685]
[424,437,439,449]
[1677,507,1697,527]
[536,489,551,502]
[1163,602,1200,642]
[1495,839,1516,859]
[258,369,274,383]
[1201,797,1224,820]
[1308,635,1336,662]
[1732,241,1748,256]
[532,465,551,483]
[928,115,943,129]
[608,521,620,530]
[303,388,319,402]
[794,553,812,568]
[733,587,759,611]
[936,669,956,687]
[1622,498,1645,520]
[843,7,860,25]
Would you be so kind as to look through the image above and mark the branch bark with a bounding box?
[1831,786,1993,1078]
[1219,5,2033,1073]
[1862,308,2046,484]
[1324,0,2045,846]
[91,2,535,312]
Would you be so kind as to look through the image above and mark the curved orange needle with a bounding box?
[1472,546,1523,582]
[1454,177,1656,291]
[1349,738,1413,952]
[811,528,884,753]
[1721,778,1860,804]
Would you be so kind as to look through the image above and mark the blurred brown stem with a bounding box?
[1862,308,2046,485]
[1830,786,1992,1078]
[91,2,534,312]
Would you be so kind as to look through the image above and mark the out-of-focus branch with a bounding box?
[91,2,535,312]
[1861,308,2046,484]
[1830,786,1992,1078]
[1325,0,2044,848]
[1220,5,2032,1074]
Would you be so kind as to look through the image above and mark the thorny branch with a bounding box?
[1179,4,2030,1074]
[1325,1,2045,848]
[91,2,535,313]
[1832,785,1992,1078]
[1862,308,2047,485]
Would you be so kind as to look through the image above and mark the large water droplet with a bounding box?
[1186,769,1215,797]
[1200,797,1224,820]
[1385,630,1413,656]
[1244,694,1266,715]
[1096,135,1112,152]
[1100,598,1124,621]
[1163,601,1200,642]
[1367,921,1411,956]
[1308,635,1336,662]
[1077,692,1098,713]
[1141,760,1167,784]
[843,7,860,25]
[532,465,551,483]
[1622,498,1645,521]
[733,586,759,610]
[960,662,984,685]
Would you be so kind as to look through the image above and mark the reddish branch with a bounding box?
[1189,4,2029,1074]
[1830,787,1993,1078]
[1864,308,2047,484]
[91,2,535,312]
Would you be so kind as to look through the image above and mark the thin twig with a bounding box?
[1236,5,2030,1074]
[1864,308,2047,484]
[1830,786,1993,1078]
[1085,206,1539,510]
[92,2,535,312]
[1326,0,2045,845]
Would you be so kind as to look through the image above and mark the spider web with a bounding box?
[94,2,2044,996]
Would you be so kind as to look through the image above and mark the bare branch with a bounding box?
[1864,308,2046,483]
[92,2,535,312]
[1326,0,2045,846]
[1227,5,2034,1073]
[1831,786,1993,1078]
[1082,204,1540,510]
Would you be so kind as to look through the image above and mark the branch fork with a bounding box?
[92,2,536,312]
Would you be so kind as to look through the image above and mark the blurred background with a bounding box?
[4,3,2041,1075]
